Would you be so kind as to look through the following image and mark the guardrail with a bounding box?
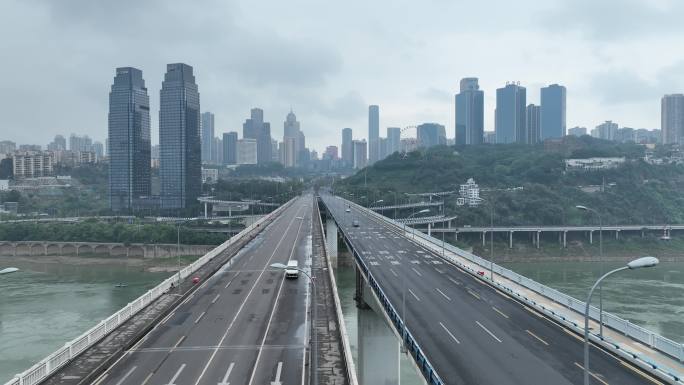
[324,197,444,385]
[4,199,294,385]
[315,197,359,385]
[337,196,684,383]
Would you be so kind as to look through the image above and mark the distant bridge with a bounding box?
[370,201,443,211]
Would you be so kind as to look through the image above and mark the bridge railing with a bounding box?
[5,199,294,385]
[340,196,684,365]
[324,197,445,385]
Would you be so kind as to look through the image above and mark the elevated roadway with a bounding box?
[322,195,658,385]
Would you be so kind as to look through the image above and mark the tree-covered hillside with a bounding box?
[337,136,684,226]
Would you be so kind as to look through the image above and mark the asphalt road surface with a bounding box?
[94,196,313,385]
[323,195,662,385]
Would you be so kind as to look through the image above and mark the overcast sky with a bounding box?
[2,0,684,152]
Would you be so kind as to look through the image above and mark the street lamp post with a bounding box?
[404,209,430,240]
[270,263,318,385]
[582,256,658,385]
[576,205,604,336]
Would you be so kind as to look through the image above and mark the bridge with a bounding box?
[370,201,443,211]
[6,194,684,385]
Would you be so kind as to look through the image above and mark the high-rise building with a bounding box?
[368,105,379,164]
[69,134,93,152]
[0,141,16,155]
[417,123,447,148]
[387,127,401,155]
[48,135,67,152]
[591,121,619,141]
[12,151,54,178]
[222,132,238,165]
[284,137,297,167]
[495,83,526,144]
[455,77,484,145]
[159,63,201,209]
[568,126,587,137]
[324,146,338,160]
[108,67,151,211]
[237,138,257,164]
[242,108,272,164]
[341,128,353,165]
[283,110,303,167]
[378,137,389,160]
[201,112,215,163]
[213,137,222,164]
[271,139,279,163]
[525,104,541,144]
[93,141,104,159]
[661,94,684,144]
[540,84,567,140]
[352,139,367,169]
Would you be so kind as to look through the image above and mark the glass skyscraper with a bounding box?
[108,67,151,211]
[540,84,567,140]
[495,83,527,144]
[159,63,201,210]
[368,105,379,164]
[455,77,484,145]
[201,111,215,163]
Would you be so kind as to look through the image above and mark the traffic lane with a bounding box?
[98,199,307,385]
[346,207,652,384]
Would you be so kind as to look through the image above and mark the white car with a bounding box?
[285,260,299,279]
[345,208,351,213]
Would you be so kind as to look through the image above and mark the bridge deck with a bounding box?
[323,195,657,385]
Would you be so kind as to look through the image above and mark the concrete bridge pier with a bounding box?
[482,231,486,246]
[589,230,593,244]
[616,229,620,240]
[358,304,402,385]
[509,231,514,248]
[326,220,339,267]
[536,231,541,249]
[355,265,371,310]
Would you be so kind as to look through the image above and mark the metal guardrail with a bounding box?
[324,197,444,385]
[338,196,684,383]
[4,199,294,385]
[315,197,359,385]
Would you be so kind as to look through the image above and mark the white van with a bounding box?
[285,260,299,279]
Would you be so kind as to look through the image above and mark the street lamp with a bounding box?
[404,209,430,239]
[582,256,658,385]
[270,263,318,385]
[576,205,605,336]
[175,217,198,295]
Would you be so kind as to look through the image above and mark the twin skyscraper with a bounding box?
[108,64,201,211]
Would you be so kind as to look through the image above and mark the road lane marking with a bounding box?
[181,293,195,305]
[113,366,136,385]
[435,288,451,301]
[447,277,461,286]
[467,289,481,300]
[389,268,398,277]
[92,373,108,385]
[199,280,208,290]
[173,335,186,350]
[619,361,663,384]
[218,362,235,385]
[408,288,421,301]
[141,372,154,385]
[524,306,544,318]
[439,322,461,344]
[496,290,513,300]
[195,311,206,324]
[212,294,221,304]
[526,329,549,346]
[160,311,175,325]
[272,362,283,385]
[562,328,584,343]
[476,321,502,343]
[411,267,422,276]
[166,364,186,385]
[574,362,609,385]
[492,306,508,319]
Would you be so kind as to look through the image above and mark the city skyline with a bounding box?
[2,0,683,152]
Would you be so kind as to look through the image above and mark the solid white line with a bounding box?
[476,321,502,343]
[166,363,185,385]
[114,366,136,385]
[435,288,451,301]
[411,267,422,276]
[192,203,306,385]
[492,306,509,319]
[194,311,206,324]
[447,277,460,286]
[211,294,221,304]
[408,288,421,301]
[273,361,283,383]
[218,362,235,385]
[160,311,174,325]
[439,322,460,344]
[389,268,398,277]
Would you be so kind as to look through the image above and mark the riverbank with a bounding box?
[455,233,684,263]
[0,254,201,273]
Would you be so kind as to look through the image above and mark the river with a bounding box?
[0,258,171,383]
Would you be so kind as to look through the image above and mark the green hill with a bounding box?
[337,136,684,226]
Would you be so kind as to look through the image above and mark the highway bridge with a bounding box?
[320,194,683,385]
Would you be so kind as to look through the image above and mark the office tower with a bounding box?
[159,63,201,209]
[0,141,16,155]
[568,126,587,136]
[213,137,223,164]
[591,121,619,141]
[242,108,272,164]
[69,134,93,152]
[284,137,297,167]
[341,128,353,165]
[48,135,67,151]
[324,146,338,160]
[352,139,368,169]
[368,105,379,163]
[540,84,567,140]
[237,138,258,164]
[525,104,541,144]
[283,110,303,167]
[107,67,151,211]
[455,77,484,145]
[271,139,279,163]
[201,112,215,163]
[387,127,401,155]
[378,137,389,160]
[661,94,684,144]
[92,141,104,159]
[222,132,238,165]
[495,83,526,144]
[417,123,447,148]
